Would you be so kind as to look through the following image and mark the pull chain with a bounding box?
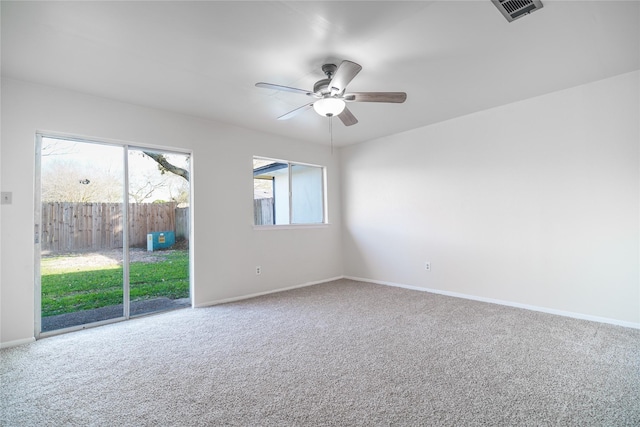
[329,115,334,155]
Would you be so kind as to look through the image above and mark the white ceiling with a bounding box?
[1,1,638,146]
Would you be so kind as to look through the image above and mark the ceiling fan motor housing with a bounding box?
[312,63,341,95]
[314,78,331,95]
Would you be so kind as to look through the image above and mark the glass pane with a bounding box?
[128,149,191,317]
[253,158,289,225]
[254,177,274,225]
[291,164,324,224]
[40,137,125,332]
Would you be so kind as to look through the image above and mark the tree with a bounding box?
[40,138,190,203]
[41,160,123,203]
[142,152,190,182]
[128,176,170,203]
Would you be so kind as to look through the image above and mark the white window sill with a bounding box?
[253,223,330,230]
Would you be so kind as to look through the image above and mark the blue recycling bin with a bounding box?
[147,231,175,251]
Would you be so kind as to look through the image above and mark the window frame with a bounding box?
[253,156,327,228]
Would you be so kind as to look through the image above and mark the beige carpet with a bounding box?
[1,279,639,426]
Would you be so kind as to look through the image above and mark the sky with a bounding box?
[41,136,190,203]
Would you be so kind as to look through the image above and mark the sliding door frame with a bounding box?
[34,132,192,338]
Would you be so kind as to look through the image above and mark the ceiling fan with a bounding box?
[255,60,407,126]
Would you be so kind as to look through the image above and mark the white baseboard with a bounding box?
[1,337,36,349]
[344,276,640,330]
[195,276,344,308]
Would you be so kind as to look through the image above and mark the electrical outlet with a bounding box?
[1,192,12,205]
[256,266,261,275]
[424,262,431,272]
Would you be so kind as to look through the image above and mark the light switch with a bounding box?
[1,192,12,205]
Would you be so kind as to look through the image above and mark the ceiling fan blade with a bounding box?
[337,106,358,126]
[329,60,362,95]
[277,102,314,120]
[344,92,407,103]
[256,82,316,97]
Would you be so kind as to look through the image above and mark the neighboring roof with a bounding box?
[253,162,287,177]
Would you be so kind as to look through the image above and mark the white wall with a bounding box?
[0,78,343,347]
[341,71,640,326]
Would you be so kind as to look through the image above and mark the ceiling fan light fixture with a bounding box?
[313,97,345,117]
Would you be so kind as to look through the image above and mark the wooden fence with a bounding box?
[41,202,189,253]
[175,207,189,240]
[254,198,274,225]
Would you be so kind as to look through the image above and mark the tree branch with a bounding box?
[143,151,190,182]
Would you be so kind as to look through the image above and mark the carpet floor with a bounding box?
[1,279,639,426]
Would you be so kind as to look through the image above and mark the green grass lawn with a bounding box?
[41,250,189,317]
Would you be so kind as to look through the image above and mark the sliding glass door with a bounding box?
[127,148,191,317]
[35,135,191,335]
[38,137,125,332]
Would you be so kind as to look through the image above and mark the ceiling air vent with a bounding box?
[491,0,543,22]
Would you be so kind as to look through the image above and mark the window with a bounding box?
[253,157,326,225]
